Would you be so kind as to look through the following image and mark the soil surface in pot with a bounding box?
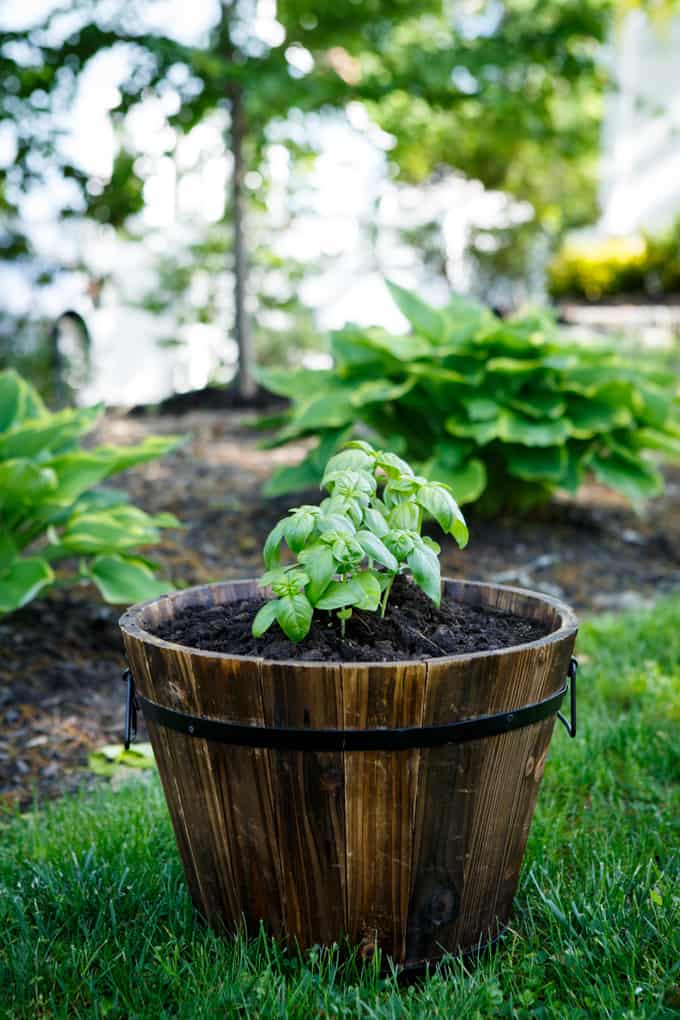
[150,575,552,662]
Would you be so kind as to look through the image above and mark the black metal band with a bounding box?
[132,673,573,752]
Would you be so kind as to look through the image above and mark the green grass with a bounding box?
[1,598,680,1019]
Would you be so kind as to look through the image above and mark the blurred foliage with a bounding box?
[136,223,324,372]
[1,0,678,388]
[0,3,640,287]
[258,282,680,513]
[549,218,680,301]
[0,369,181,616]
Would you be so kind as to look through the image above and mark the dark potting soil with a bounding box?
[150,575,552,662]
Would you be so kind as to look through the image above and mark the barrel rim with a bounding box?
[119,577,578,669]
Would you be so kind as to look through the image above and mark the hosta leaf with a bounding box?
[263,453,323,498]
[255,366,330,400]
[295,392,356,431]
[0,460,57,510]
[588,449,663,503]
[422,457,487,505]
[486,357,543,376]
[634,384,674,428]
[349,378,415,407]
[407,545,441,607]
[0,556,54,615]
[566,396,632,438]
[460,396,501,421]
[499,413,570,447]
[44,451,122,506]
[635,427,680,458]
[355,530,399,571]
[104,436,184,474]
[364,332,432,362]
[387,280,445,341]
[508,391,566,420]
[86,555,174,604]
[0,405,102,461]
[74,487,135,513]
[0,369,47,432]
[276,593,313,642]
[60,506,168,555]
[252,599,281,637]
[315,580,363,611]
[504,445,567,482]
[445,417,500,445]
[352,571,382,611]
[297,543,336,602]
[0,529,17,570]
[263,429,351,498]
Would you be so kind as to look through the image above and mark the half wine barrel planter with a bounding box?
[119,578,577,971]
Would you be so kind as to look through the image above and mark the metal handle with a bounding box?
[557,656,577,738]
[123,667,138,750]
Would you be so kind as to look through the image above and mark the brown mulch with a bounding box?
[2,408,679,809]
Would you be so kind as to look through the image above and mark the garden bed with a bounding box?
[1,407,679,807]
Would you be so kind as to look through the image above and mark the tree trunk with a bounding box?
[230,84,256,399]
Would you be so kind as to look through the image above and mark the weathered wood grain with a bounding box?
[260,659,346,945]
[342,660,427,962]
[119,577,577,969]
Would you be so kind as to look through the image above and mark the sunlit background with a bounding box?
[2,0,680,405]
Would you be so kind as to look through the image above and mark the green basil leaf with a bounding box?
[416,483,468,548]
[352,571,382,611]
[315,580,363,611]
[252,599,281,638]
[276,593,313,642]
[389,502,420,531]
[321,448,374,484]
[377,452,415,479]
[298,543,336,603]
[284,510,316,553]
[355,530,398,571]
[362,507,390,537]
[263,519,287,569]
[384,530,415,561]
[407,545,441,607]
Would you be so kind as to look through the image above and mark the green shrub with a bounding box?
[258,283,680,513]
[548,220,680,301]
[0,369,181,616]
[253,440,468,642]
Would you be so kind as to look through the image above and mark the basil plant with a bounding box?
[0,369,181,616]
[253,441,468,643]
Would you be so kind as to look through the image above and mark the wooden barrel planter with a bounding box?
[119,578,577,971]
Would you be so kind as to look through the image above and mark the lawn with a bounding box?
[1,597,679,1019]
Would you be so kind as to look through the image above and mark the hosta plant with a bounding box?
[0,369,181,616]
[252,441,468,643]
[258,282,680,513]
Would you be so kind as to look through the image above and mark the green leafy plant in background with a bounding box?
[0,369,181,616]
[258,282,680,513]
[253,441,468,643]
